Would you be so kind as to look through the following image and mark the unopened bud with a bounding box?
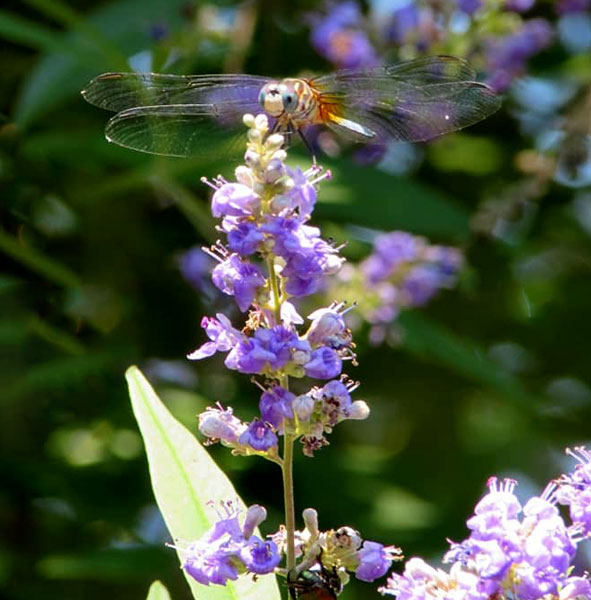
[348,400,370,420]
[243,504,267,539]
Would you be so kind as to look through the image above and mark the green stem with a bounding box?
[266,253,296,573]
[282,429,296,572]
[267,255,282,324]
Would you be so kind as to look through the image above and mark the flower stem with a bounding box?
[267,255,282,324]
[266,253,296,573]
[282,430,296,572]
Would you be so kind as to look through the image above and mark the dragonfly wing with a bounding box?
[82,72,270,113]
[312,56,500,143]
[104,103,266,157]
[314,55,478,90]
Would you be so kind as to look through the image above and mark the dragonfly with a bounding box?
[82,55,501,158]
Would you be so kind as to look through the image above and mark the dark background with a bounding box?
[1,0,590,598]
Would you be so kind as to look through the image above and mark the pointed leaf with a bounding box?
[126,366,281,600]
[146,580,171,600]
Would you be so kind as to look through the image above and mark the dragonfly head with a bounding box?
[259,81,299,117]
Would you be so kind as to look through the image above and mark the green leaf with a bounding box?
[36,547,166,581]
[428,134,503,175]
[0,228,81,289]
[399,312,537,413]
[308,154,470,239]
[126,366,281,600]
[147,580,172,600]
[14,0,191,128]
[0,9,70,53]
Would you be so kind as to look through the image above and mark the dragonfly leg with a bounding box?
[298,129,317,165]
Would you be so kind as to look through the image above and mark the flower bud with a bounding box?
[303,508,319,539]
[292,346,312,366]
[265,133,284,151]
[245,149,260,169]
[293,394,315,421]
[348,400,370,420]
[264,157,285,184]
[254,113,269,131]
[247,129,262,144]
[242,504,267,539]
[235,165,255,188]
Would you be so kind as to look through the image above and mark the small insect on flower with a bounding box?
[81,56,500,158]
[287,561,343,600]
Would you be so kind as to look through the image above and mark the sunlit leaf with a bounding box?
[126,366,281,600]
[146,580,171,600]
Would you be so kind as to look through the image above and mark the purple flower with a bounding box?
[199,405,247,445]
[226,222,265,256]
[304,347,342,379]
[184,541,239,586]
[400,264,446,306]
[306,304,348,347]
[362,232,422,285]
[316,379,352,425]
[178,247,215,298]
[211,254,265,312]
[239,536,281,574]
[556,0,590,13]
[211,183,260,218]
[187,314,242,360]
[285,166,318,216]
[182,503,278,586]
[226,336,277,374]
[561,577,591,599]
[183,504,244,586]
[379,557,450,598]
[387,3,419,44]
[310,1,378,69]
[485,19,554,91]
[505,0,535,12]
[238,419,278,451]
[259,385,295,431]
[556,447,591,535]
[457,0,482,15]
[355,541,393,582]
[225,325,314,375]
[149,22,168,42]
[382,460,591,599]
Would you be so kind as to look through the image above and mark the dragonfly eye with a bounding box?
[282,91,298,113]
[259,83,284,117]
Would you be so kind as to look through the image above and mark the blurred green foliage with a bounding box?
[1,1,590,599]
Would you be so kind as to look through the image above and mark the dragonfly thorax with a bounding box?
[259,78,315,120]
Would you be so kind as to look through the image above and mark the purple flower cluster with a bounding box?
[355,231,463,342]
[293,377,369,456]
[181,503,281,586]
[386,2,442,51]
[557,0,591,14]
[188,114,367,458]
[556,447,591,536]
[379,449,591,599]
[485,18,554,91]
[308,1,558,97]
[310,1,378,69]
